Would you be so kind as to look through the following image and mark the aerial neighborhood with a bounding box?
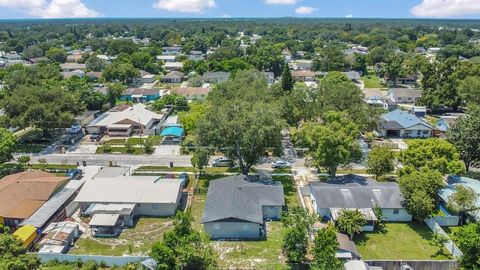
[1,5,480,270]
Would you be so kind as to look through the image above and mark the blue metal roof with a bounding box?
[160,126,184,137]
[382,109,432,129]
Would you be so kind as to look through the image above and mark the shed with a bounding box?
[14,225,37,248]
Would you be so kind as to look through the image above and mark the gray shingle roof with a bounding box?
[381,109,433,129]
[202,175,285,224]
[309,175,405,209]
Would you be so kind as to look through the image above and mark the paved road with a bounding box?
[16,153,195,167]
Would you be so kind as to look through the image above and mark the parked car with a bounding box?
[65,169,83,180]
[68,125,82,134]
[212,157,234,167]
[90,130,104,142]
[178,173,189,188]
[271,160,292,169]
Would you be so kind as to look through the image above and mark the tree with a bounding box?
[448,185,477,224]
[0,233,40,270]
[197,70,284,175]
[143,139,154,154]
[399,138,466,176]
[106,83,125,107]
[1,85,83,136]
[373,205,385,232]
[125,140,135,154]
[151,212,217,270]
[281,64,294,92]
[335,209,367,239]
[45,47,67,63]
[380,54,404,86]
[399,168,444,221]
[247,42,284,76]
[366,146,395,180]
[458,76,480,106]
[298,112,361,177]
[191,147,210,176]
[16,155,30,169]
[447,106,480,171]
[311,225,343,270]
[454,222,480,269]
[281,207,314,263]
[178,103,206,134]
[103,62,139,83]
[86,56,107,72]
[282,227,308,263]
[0,129,16,164]
[22,45,43,59]
[313,44,347,71]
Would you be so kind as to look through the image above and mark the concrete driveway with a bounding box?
[390,138,408,150]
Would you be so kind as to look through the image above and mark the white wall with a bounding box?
[381,208,412,222]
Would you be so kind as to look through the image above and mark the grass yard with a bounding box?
[361,74,387,89]
[96,146,146,155]
[69,217,172,256]
[104,136,163,146]
[136,165,243,174]
[355,223,452,260]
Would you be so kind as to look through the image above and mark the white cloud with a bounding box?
[265,0,298,5]
[295,6,317,15]
[345,14,354,18]
[0,0,100,18]
[411,0,480,17]
[153,0,216,13]
[220,14,232,18]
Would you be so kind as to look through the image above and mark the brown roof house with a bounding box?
[0,171,69,228]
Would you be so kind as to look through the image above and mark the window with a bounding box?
[393,209,400,214]
[213,224,220,230]
[242,224,250,231]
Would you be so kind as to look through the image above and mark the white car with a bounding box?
[271,160,292,169]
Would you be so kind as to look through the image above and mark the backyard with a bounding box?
[188,174,300,269]
[355,222,452,260]
[69,217,172,256]
[361,74,387,89]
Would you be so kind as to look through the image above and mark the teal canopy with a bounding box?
[161,126,184,137]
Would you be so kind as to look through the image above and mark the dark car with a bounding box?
[178,173,189,188]
[90,130,104,142]
[65,169,82,180]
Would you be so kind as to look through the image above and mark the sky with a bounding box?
[1,0,480,20]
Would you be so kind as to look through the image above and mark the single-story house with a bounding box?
[74,110,101,127]
[435,114,463,136]
[202,175,285,239]
[134,71,156,84]
[162,46,182,55]
[292,70,315,82]
[86,71,102,80]
[363,89,395,110]
[309,175,412,232]
[289,60,312,71]
[62,69,85,79]
[74,176,182,236]
[170,87,210,100]
[344,71,361,82]
[438,176,480,221]
[86,104,166,136]
[156,55,176,62]
[388,88,422,104]
[60,63,87,72]
[387,76,417,85]
[377,109,433,138]
[164,62,183,72]
[162,71,185,83]
[0,172,69,228]
[201,72,230,84]
[121,88,162,102]
[66,54,82,63]
[188,51,204,61]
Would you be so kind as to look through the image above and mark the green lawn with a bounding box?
[355,223,452,260]
[361,75,387,89]
[135,166,243,174]
[69,217,172,256]
[104,136,163,146]
[96,146,146,155]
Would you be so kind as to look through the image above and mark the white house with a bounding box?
[377,109,433,138]
[388,88,422,104]
[202,175,285,239]
[86,104,165,136]
[309,175,412,232]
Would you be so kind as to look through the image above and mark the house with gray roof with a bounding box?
[309,175,411,231]
[388,88,422,104]
[201,72,230,84]
[377,109,433,138]
[201,175,285,239]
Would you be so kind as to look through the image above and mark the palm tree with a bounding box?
[335,209,367,239]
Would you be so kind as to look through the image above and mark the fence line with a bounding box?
[366,260,459,270]
[37,253,149,267]
[424,218,463,258]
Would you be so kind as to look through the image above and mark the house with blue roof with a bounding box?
[438,176,480,221]
[160,125,185,145]
[377,109,434,138]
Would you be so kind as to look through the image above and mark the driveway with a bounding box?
[390,138,408,150]
[154,145,181,156]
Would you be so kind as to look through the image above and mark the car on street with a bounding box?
[211,157,234,167]
[271,160,292,169]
